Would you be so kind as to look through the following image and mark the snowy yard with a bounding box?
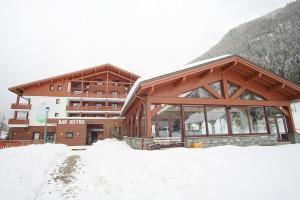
[1,140,300,200]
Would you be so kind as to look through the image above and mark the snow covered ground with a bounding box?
[0,144,71,200]
[1,140,300,200]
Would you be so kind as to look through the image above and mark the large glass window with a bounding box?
[152,104,182,137]
[238,90,265,100]
[183,106,206,135]
[206,106,228,134]
[227,82,239,97]
[158,120,169,137]
[248,107,267,133]
[230,107,250,134]
[180,87,215,99]
[209,81,222,96]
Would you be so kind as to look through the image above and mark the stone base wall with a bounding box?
[288,133,300,144]
[185,135,277,148]
[123,137,154,150]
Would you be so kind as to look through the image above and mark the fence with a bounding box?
[0,140,43,149]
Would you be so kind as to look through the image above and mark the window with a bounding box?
[227,82,239,97]
[33,132,40,140]
[113,80,120,86]
[57,85,62,91]
[238,90,264,100]
[96,91,103,95]
[56,99,60,104]
[183,106,206,135]
[111,103,117,108]
[229,107,250,134]
[124,86,129,91]
[96,103,102,107]
[209,81,222,96]
[66,132,73,138]
[248,107,267,133]
[50,85,54,91]
[112,91,118,96]
[84,102,89,107]
[55,113,59,117]
[206,106,228,134]
[180,87,215,99]
[152,104,181,137]
[95,79,104,85]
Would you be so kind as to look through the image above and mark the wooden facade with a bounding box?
[8,64,139,145]
[121,55,300,143]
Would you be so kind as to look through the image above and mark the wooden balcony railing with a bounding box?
[66,105,122,111]
[11,103,31,110]
[67,92,127,99]
[8,119,29,124]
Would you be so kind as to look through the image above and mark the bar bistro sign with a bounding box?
[58,119,86,125]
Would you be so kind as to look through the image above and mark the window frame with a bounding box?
[66,132,74,138]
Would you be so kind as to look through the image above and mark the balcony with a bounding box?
[66,105,122,112]
[67,91,127,99]
[11,103,31,110]
[8,119,29,125]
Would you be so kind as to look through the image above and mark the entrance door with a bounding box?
[158,118,181,138]
[268,116,287,140]
[45,132,55,143]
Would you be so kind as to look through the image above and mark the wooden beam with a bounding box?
[174,76,187,87]
[147,86,155,95]
[73,70,108,80]
[108,71,133,82]
[276,106,290,117]
[230,86,245,99]
[199,68,213,79]
[203,84,223,99]
[268,83,285,92]
[148,96,290,107]
[245,72,262,83]
[222,61,237,73]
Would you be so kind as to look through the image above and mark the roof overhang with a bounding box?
[121,55,300,115]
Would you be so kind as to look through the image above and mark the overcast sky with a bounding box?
[0,0,294,117]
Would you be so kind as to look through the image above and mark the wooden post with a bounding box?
[285,105,296,133]
[145,97,152,138]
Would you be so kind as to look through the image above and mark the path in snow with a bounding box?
[36,153,84,200]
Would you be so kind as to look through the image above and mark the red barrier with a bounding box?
[0,140,43,149]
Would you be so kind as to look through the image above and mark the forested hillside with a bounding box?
[191,0,300,84]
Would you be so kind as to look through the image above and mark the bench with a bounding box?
[148,137,184,150]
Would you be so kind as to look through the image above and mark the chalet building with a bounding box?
[121,55,300,149]
[8,64,139,145]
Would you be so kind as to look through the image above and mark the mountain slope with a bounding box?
[191,0,300,84]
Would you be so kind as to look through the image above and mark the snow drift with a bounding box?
[0,144,70,200]
[76,139,300,200]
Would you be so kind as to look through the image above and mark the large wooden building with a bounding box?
[8,64,139,145]
[7,55,300,147]
[121,55,300,149]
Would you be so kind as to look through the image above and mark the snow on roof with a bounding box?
[121,54,233,114]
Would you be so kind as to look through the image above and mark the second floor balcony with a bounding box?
[8,119,29,125]
[66,105,122,112]
[11,103,31,110]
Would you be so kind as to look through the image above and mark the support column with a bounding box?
[145,97,152,138]
[285,105,296,133]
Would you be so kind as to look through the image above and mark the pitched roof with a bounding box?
[121,54,300,114]
[9,63,140,94]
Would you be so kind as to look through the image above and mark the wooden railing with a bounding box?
[8,119,29,124]
[11,103,31,110]
[66,105,122,111]
[67,91,127,98]
[0,140,43,149]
